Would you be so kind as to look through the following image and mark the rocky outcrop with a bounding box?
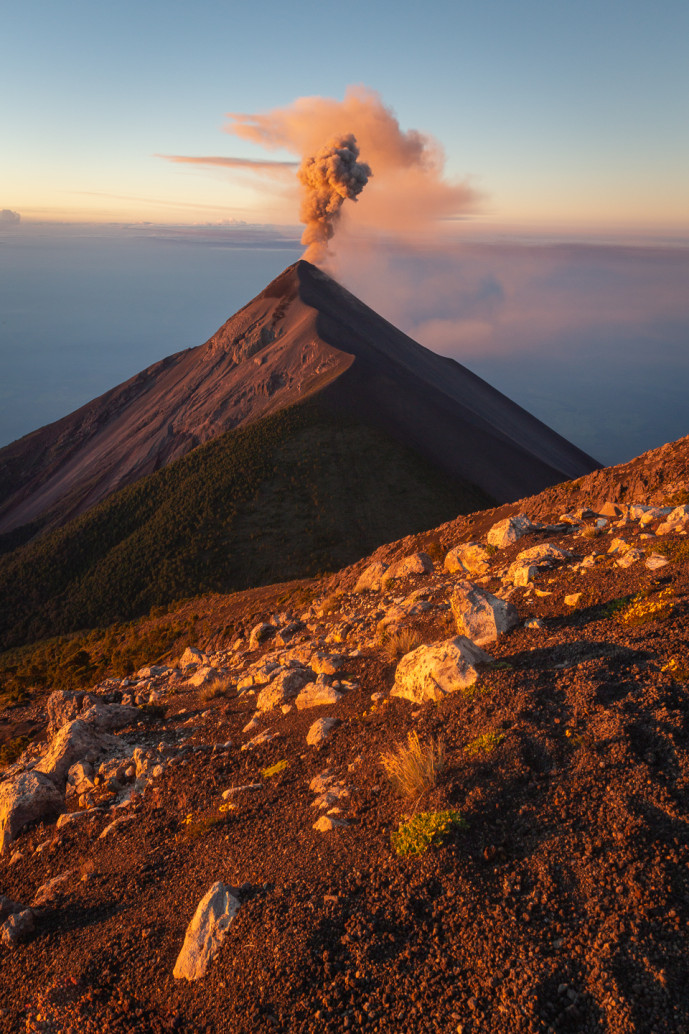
[391,638,492,704]
[0,771,63,854]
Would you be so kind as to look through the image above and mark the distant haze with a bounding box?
[0,223,687,466]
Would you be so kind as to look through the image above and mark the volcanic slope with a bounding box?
[1,434,688,1034]
[0,260,598,545]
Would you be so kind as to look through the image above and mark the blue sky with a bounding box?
[3,0,688,230]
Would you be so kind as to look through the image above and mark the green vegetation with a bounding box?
[381,732,446,797]
[391,809,466,857]
[620,587,675,626]
[0,610,197,706]
[180,810,230,841]
[261,759,289,779]
[658,539,689,565]
[464,730,505,757]
[0,400,492,651]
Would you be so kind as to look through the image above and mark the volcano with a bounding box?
[0,260,598,544]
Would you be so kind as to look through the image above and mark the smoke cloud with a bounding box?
[298,134,371,262]
[224,86,479,257]
[0,209,20,226]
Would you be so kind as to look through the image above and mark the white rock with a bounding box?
[313,814,347,832]
[391,637,492,705]
[249,622,276,649]
[450,582,519,646]
[616,549,644,568]
[256,667,314,712]
[354,561,388,592]
[188,666,223,689]
[487,513,537,549]
[0,771,63,854]
[306,717,339,747]
[1,908,34,946]
[524,618,545,629]
[179,646,208,668]
[564,593,583,607]
[173,882,240,981]
[381,552,434,585]
[645,553,669,570]
[309,651,344,674]
[241,729,279,751]
[444,541,492,576]
[295,680,343,710]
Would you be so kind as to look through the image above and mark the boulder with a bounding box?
[295,679,343,710]
[173,882,240,981]
[256,667,314,712]
[306,717,339,747]
[309,651,344,675]
[0,771,63,854]
[450,582,518,645]
[179,646,208,668]
[506,542,571,585]
[354,561,388,592]
[486,513,537,548]
[249,623,276,649]
[187,666,223,689]
[313,814,347,832]
[0,894,25,922]
[1,908,35,947]
[391,637,492,704]
[35,718,117,788]
[381,552,434,585]
[444,542,492,576]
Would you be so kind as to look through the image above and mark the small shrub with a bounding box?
[380,731,446,798]
[199,675,232,703]
[380,627,420,662]
[661,658,689,682]
[663,489,689,507]
[180,810,229,841]
[262,759,289,779]
[658,539,689,564]
[598,594,634,619]
[620,587,675,626]
[582,526,603,539]
[464,730,505,757]
[391,809,466,857]
[318,595,340,616]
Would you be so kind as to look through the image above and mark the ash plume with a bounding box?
[298,134,371,262]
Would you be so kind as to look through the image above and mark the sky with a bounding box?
[2,0,688,232]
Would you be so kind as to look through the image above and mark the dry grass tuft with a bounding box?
[381,731,446,798]
[380,626,420,662]
[199,675,233,703]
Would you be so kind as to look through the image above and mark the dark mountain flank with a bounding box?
[0,260,598,544]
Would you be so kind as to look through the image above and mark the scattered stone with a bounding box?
[0,771,63,854]
[564,593,583,607]
[309,651,344,674]
[295,679,344,710]
[391,637,492,704]
[256,667,315,712]
[33,872,72,906]
[382,552,434,584]
[221,784,262,799]
[179,646,209,668]
[241,730,279,751]
[617,548,644,568]
[99,815,136,839]
[249,623,276,649]
[645,553,669,570]
[313,814,348,832]
[306,717,339,747]
[444,542,492,576]
[173,882,240,981]
[487,513,537,548]
[525,618,545,629]
[1,909,35,947]
[450,582,519,645]
[354,561,388,592]
[187,666,223,689]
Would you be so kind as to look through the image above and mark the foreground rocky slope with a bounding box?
[0,437,688,1033]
